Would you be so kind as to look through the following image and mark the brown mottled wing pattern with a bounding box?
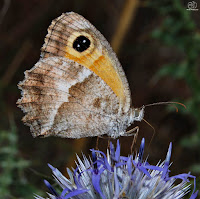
[17,12,133,138]
[17,57,120,138]
[41,12,131,112]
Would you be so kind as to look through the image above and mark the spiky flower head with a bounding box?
[35,138,198,199]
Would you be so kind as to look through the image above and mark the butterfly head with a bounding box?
[130,106,145,123]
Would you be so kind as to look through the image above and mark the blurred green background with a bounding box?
[0,0,200,198]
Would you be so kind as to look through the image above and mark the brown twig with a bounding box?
[64,138,89,172]
[111,0,140,54]
[3,0,54,46]
[0,0,10,25]
[1,40,32,87]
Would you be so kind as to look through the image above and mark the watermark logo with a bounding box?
[187,1,198,11]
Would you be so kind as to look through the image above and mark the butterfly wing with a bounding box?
[41,12,131,113]
[17,57,121,138]
[17,12,133,138]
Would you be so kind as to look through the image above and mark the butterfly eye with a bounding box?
[73,35,91,52]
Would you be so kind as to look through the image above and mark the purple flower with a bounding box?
[35,139,198,199]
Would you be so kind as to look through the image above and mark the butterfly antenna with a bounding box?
[144,101,186,112]
[142,118,156,149]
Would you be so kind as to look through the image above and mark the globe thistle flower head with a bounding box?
[35,138,198,199]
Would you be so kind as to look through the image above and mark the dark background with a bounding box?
[0,0,200,198]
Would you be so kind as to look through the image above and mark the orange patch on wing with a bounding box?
[64,51,125,104]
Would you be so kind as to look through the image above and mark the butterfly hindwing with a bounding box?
[17,57,121,138]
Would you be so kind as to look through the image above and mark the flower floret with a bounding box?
[36,139,198,199]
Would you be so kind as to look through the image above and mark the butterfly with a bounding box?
[17,12,144,138]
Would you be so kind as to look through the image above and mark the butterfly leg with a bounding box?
[125,126,139,136]
[95,135,111,150]
[124,126,139,154]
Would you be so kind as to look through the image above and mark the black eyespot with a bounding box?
[73,36,91,52]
